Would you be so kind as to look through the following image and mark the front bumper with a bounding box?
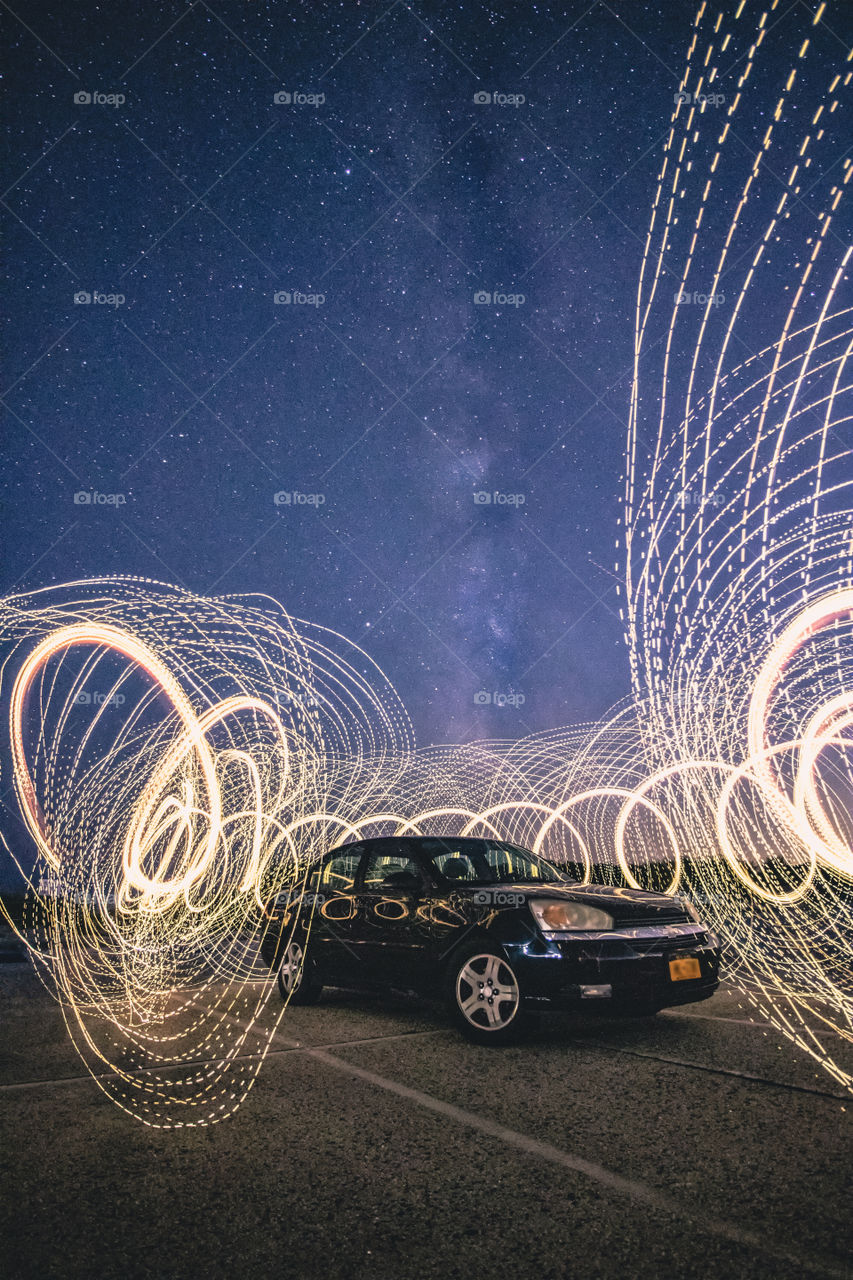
[507,924,721,1012]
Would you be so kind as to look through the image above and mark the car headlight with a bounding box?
[530,899,614,932]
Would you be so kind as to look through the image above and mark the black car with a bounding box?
[260,835,721,1044]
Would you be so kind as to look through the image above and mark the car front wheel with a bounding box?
[277,941,323,1005]
[447,946,533,1045]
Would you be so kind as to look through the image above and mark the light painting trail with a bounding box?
[0,0,851,1123]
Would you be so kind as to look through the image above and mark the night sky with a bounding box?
[2,1,847,745]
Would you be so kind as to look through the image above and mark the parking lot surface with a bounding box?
[1,962,850,1280]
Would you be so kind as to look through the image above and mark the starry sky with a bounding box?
[2,0,845,745]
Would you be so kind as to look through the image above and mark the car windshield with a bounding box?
[422,838,570,885]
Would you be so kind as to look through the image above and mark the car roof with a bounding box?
[327,834,534,854]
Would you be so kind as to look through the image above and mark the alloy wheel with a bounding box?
[278,941,305,997]
[455,952,520,1031]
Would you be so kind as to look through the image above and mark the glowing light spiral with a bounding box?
[1,1,851,1122]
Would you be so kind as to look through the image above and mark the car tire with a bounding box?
[446,944,533,1045]
[277,940,323,1005]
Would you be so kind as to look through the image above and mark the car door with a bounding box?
[304,844,364,984]
[351,841,434,990]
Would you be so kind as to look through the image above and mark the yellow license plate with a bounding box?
[669,956,701,981]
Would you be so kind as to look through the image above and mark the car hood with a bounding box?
[463,881,691,924]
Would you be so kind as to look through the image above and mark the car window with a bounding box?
[320,847,362,891]
[425,838,565,884]
[431,849,479,881]
[363,848,424,890]
[484,842,551,882]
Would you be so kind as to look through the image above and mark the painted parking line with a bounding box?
[248,1019,849,1279]
[577,1037,850,1101]
[3,1003,845,1108]
[0,1027,445,1093]
[663,1010,774,1028]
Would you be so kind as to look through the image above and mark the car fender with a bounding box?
[439,928,513,981]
